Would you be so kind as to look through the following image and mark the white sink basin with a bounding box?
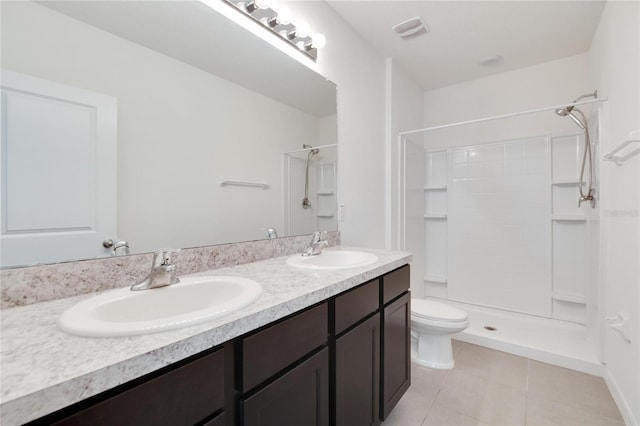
[286,250,378,270]
[58,276,262,337]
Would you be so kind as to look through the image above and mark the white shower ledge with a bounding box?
[0,246,412,426]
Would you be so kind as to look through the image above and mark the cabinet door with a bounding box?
[381,292,411,419]
[242,348,329,426]
[336,313,380,426]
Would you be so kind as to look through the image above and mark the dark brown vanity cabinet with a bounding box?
[333,264,411,425]
[28,265,410,426]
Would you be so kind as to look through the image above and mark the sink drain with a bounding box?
[484,326,497,331]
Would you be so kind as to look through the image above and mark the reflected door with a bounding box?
[1,71,117,267]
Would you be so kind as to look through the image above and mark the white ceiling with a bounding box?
[327,1,606,90]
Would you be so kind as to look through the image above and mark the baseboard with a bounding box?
[604,368,638,426]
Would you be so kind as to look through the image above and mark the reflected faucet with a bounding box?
[131,249,180,291]
[302,231,328,257]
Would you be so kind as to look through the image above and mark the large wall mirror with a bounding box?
[0,1,337,268]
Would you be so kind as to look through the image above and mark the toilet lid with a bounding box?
[412,299,468,322]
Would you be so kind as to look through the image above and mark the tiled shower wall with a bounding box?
[447,137,552,317]
[423,134,594,324]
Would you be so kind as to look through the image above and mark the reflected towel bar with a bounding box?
[220,180,269,189]
[603,130,640,166]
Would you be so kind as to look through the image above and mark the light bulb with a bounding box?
[276,7,293,25]
[294,22,310,38]
[311,33,326,49]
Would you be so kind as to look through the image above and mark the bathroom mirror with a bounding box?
[0,1,337,268]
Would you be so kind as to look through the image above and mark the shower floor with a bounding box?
[431,298,604,376]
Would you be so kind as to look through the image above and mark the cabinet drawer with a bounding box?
[335,279,379,335]
[382,265,410,305]
[243,302,328,391]
[52,348,225,426]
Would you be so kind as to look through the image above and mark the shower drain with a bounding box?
[484,326,497,331]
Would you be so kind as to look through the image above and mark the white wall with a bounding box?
[385,59,425,294]
[589,1,640,424]
[2,2,325,253]
[281,1,388,248]
[423,54,593,148]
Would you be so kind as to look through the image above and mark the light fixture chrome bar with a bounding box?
[223,0,320,61]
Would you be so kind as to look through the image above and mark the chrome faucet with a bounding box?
[131,249,180,291]
[302,231,328,257]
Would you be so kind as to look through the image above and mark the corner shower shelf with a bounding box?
[552,214,587,221]
[316,213,335,218]
[552,291,586,304]
[316,191,334,196]
[424,275,447,284]
[552,178,584,186]
[424,213,447,219]
[424,185,447,191]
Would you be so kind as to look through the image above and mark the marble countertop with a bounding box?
[1,246,411,425]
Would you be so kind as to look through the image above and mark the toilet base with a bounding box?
[411,332,456,370]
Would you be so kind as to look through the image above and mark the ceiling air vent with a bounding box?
[392,16,429,39]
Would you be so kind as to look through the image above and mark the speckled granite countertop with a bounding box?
[1,246,411,425]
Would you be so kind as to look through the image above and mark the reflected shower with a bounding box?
[302,144,320,209]
[555,91,598,208]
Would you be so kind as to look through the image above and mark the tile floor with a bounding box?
[383,341,625,426]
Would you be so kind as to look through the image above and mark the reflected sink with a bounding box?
[286,250,378,270]
[58,276,262,337]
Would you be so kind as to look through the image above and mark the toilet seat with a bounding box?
[412,299,467,322]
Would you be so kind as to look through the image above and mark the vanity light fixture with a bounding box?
[223,0,325,61]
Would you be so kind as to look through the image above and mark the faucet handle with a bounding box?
[310,231,328,243]
[152,249,180,266]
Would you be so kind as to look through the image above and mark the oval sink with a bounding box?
[58,276,262,337]
[286,250,378,270]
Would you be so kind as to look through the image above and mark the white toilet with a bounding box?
[411,298,469,369]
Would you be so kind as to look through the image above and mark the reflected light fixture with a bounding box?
[224,0,326,61]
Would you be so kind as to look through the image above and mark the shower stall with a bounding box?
[283,144,337,236]
[399,96,606,373]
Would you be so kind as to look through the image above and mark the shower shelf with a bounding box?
[424,275,447,284]
[424,185,447,191]
[316,213,335,218]
[552,291,586,304]
[552,214,587,221]
[316,191,334,196]
[424,213,447,219]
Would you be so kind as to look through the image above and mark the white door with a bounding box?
[1,70,117,267]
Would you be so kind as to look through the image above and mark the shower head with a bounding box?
[555,91,598,118]
[555,106,586,130]
[555,106,573,116]
[303,144,320,155]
